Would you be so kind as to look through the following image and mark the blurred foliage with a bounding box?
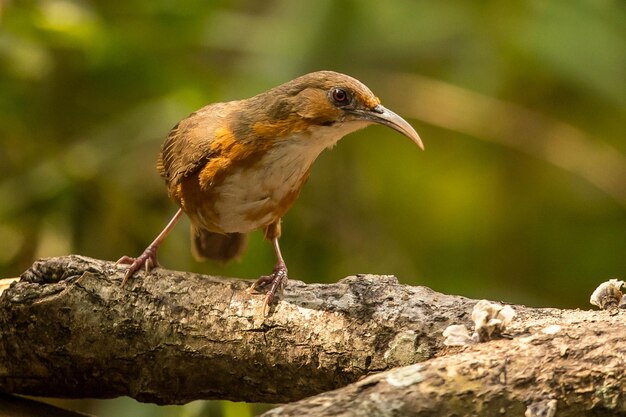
[1,0,625,415]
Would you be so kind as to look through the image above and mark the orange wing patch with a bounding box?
[210,126,246,154]
[199,126,254,190]
[198,157,229,189]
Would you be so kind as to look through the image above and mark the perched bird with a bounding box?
[117,70,423,312]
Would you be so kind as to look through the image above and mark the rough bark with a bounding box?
[0,255,476,405]
[0,255,623,416]
[260,309,626,417]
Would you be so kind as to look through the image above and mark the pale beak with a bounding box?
[353,104,424,150]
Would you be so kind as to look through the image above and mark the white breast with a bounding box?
[211,121,369,232]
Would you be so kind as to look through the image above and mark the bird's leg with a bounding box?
[116,208,184,286]
[249,221,288,314]
[249,237,288,314]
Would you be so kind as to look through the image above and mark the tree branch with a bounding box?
[0,255,476,404]
[0,255,623,416]
[260,307,625,417]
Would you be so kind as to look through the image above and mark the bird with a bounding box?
[117,70,423,313]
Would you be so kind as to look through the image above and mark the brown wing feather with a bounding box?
[157,101,259,251]
[157,102,232,192]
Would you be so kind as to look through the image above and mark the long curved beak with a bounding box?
[353,104,424,150]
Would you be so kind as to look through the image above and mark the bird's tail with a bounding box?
[191,226,247,262]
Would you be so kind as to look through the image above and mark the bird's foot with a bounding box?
[248,263,288,315]
[116,245,159,286]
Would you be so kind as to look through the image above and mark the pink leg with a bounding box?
[116,208,184,286]
[249,237,288,315]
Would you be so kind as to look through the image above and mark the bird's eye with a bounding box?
[330,88,350,105]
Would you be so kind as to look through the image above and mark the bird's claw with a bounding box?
[116,245,159,286]
[249,263,288,315]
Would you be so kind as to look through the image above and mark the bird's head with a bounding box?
[247,71,423,150]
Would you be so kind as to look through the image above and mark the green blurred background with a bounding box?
[1,0,625,415]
